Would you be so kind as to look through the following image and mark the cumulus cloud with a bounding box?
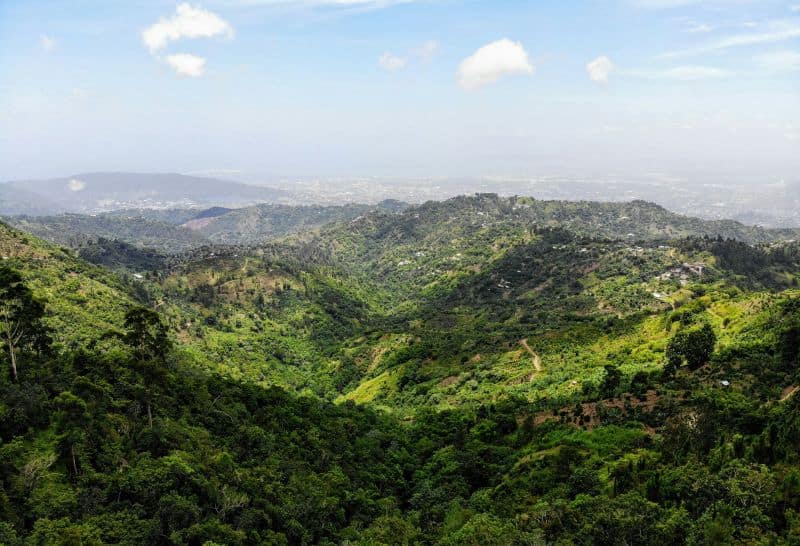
[457,39,533,90]
[586,56,614,84]
[379,52,407,71]
[67,179,86,192]
[165,53,207,77]
[40,34,55,52]
[142,3,233,53]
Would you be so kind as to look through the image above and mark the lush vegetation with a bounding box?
[5,201,408,254]
[8,194,800,258]
[2,194,800,544]
[7,215,205,254]
[185,201,408,246]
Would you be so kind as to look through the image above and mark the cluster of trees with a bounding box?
[0,267,50,381]
[8,215,204,254]
[665,323,717,376]
[2,264,800,544]
[678,237,800,287]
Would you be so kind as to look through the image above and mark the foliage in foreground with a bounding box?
[1,264,800,544]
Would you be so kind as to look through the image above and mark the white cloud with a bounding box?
[586,56,614,84]
[142,3,233,53]
[379,52,407,71]
[457,39,534,90]
[416,40,440,60]
[629,65,730,80]
[792,5,800,12]
[165,54,207,76]
[67,179,86,192]
[755,50,800,72]
[40,34,55,52]
[659,21,800,58]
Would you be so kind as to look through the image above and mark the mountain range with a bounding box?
[0,172,290,215]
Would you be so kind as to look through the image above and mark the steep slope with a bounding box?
[150,243,378,392]
[0,221,140,347]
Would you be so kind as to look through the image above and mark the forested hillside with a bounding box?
[3,201,407,255]
[3,195,800,544]
[181,201,408,246]
[7,195,799,259]
[8,215,207,254]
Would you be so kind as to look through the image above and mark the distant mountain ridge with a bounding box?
[1,172,290,214]
[0,184,63,216]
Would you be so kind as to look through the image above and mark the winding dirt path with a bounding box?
[519,339,543,373]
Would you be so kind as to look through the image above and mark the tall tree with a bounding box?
[666,323,717,371]
[53,390,90,477]
[0,267,48,380]
[121,307,171,426]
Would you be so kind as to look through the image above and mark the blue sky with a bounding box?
[1,0,798,182]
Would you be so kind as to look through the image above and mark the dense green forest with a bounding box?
[9,195,800,256]
[6,201,408,254]
[2,195,800,544]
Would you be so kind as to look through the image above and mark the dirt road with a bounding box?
[519,339,542,373]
